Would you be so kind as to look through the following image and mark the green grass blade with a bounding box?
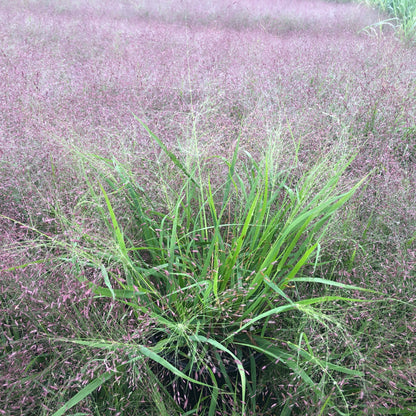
[55,338,212,387]
[248,163,269,252]
[206,177,222,299]
[296,295,370,307]
[111,160,160,260]
[263,276,296,305]
[278,243,318,289]
[98,182,126,254]
[100,264,115,300]
[287,341,364,377]
[290,277,378,293]
[51,371,115,416]
[133,114,198,186]
[206,366,219,416]
[168,197,182,276]
[89,284,147,299]
[220,191,260,291]
[219,138,239,213]
[189,335,246,415]
[226,304,296,341]
[236,337,319,395]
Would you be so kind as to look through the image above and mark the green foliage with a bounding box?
[362,0,416,41]
[47,122,370,415]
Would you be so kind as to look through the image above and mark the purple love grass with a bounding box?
[1,0,416,414]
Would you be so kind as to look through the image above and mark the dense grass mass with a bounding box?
[1,0,415,415]
[363,0,416,41]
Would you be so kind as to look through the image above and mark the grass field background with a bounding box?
[1,0,415,415]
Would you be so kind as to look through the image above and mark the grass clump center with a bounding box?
[29,121,370,415]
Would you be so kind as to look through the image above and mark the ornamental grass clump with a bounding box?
[20,120,369,415]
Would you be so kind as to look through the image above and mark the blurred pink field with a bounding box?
[0,0,414,197]
[1,0,415,246]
